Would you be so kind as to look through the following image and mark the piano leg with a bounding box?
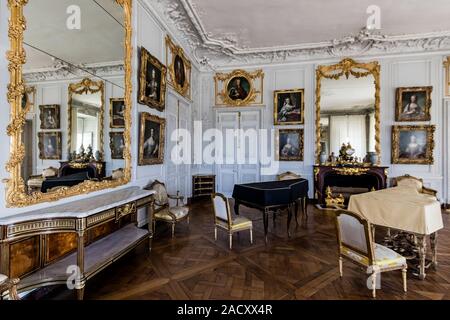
[263,207,269,244]
[287,204,292,238]
[294,201,299,226]
[234,201,240,215]
[303,196,308,220]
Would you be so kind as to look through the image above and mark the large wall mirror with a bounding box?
[315,58,381,165]
[6,0,132,207]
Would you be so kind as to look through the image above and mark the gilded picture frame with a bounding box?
[39,105,60,130]
[110,98,125,128]
[445,57,450,97]
[139,113,166,166]
[214,69,264,106]
[391,125,435,165]
[274,89,305,125]
[109,132,125,160]
[5,0,133,207]
[395,86,432,122]
[138,47,167,112]
[276,129,304,161]
[166,36,191,99]
[315,58,381,165]
[38,132,62,160]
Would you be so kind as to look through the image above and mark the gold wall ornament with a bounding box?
[214,69,264,106]
[165,35,191,99]
[333,167,370,176]
[68,78,105,156]
[138,47,167,111]
[391,125,435,165]
[5,0,133,207]
[315,58,381,165]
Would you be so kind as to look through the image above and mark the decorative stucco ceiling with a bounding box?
[149,0,450,69]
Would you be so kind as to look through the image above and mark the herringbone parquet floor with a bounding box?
[38,199,450,300]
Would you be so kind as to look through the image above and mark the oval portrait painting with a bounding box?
[174,55,186,88]
[227,76,251,101]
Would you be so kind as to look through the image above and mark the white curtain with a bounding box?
[329,115,367,159]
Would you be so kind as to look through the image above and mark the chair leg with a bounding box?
[250,229,253,244]
[229,233,233,250]
[171,224,175,238]
[214,227,217,241]
[402,268,407,293]
[339,257,343,278]
[372,272,377,298]
[153,220,156,233]
[187,216,190,225]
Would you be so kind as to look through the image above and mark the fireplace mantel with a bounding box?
[313,165,389,206]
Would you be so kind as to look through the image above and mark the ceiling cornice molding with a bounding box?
[24,61,124,82]
[150,0,450,70]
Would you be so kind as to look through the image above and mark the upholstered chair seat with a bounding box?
[335,210,407,298]
[145,180,190,238]
[212,193,253,249]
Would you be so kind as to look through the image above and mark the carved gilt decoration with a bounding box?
[166,35,192,99]
[315,58,381,165]
[5,0,133,207]
[214,69,264,106]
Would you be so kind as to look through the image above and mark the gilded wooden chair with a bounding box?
[211,193,253,250]
[0,274,20,300]
[276,171,301,181]
[335,209,407,298]
[392,174,437,198]
[145,180,190,238]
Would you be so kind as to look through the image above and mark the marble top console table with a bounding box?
[0,187,155,300]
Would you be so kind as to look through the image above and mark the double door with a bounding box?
[215,110,261,196]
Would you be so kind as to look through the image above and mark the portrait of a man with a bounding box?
[174,55,186,88]
[277,129,304,161]
[38,132,62,160]
[227,77,250,101]
[139,113,166,165]
[274,89,304,125]
[39,105,60,130]
[392,125,435,164]
[110,98,125,128]
[110,132,125,159]
[396,87,432,122]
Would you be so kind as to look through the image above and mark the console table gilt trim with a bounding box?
[0,187,155,300]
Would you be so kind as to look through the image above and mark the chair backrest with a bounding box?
[393,174,423,193]
[42,166,58,178]
[211,193,232,227]
[147,180,168,206]
[335,210,374,266]
[277,171,301,181]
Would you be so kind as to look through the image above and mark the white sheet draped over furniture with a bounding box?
[348,186,443,279]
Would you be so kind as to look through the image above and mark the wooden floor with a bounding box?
[37,199,450,300]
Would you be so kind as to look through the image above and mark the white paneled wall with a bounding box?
[196,55,449,200]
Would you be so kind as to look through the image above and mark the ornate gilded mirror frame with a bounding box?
[5,0,133,207]
[315,58,381,165]
[68,78,105,157]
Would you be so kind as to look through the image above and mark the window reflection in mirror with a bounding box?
[320,75,376,161]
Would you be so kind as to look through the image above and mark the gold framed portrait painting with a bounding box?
[166,36,191,99]
[214,69,264,106]
[39,105,61,130]
[395,86,432,122]
[274,89,304,125]
[391,125,435,164]
[110,98,125,128]
[38,131,62,160]
[139,47,167,111]
[139,113,166,166]
[276,129,304,161]
[109,132,125,159]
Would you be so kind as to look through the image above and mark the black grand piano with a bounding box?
[232,179,309,243]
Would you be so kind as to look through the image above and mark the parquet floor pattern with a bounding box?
[42,199,450,300]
